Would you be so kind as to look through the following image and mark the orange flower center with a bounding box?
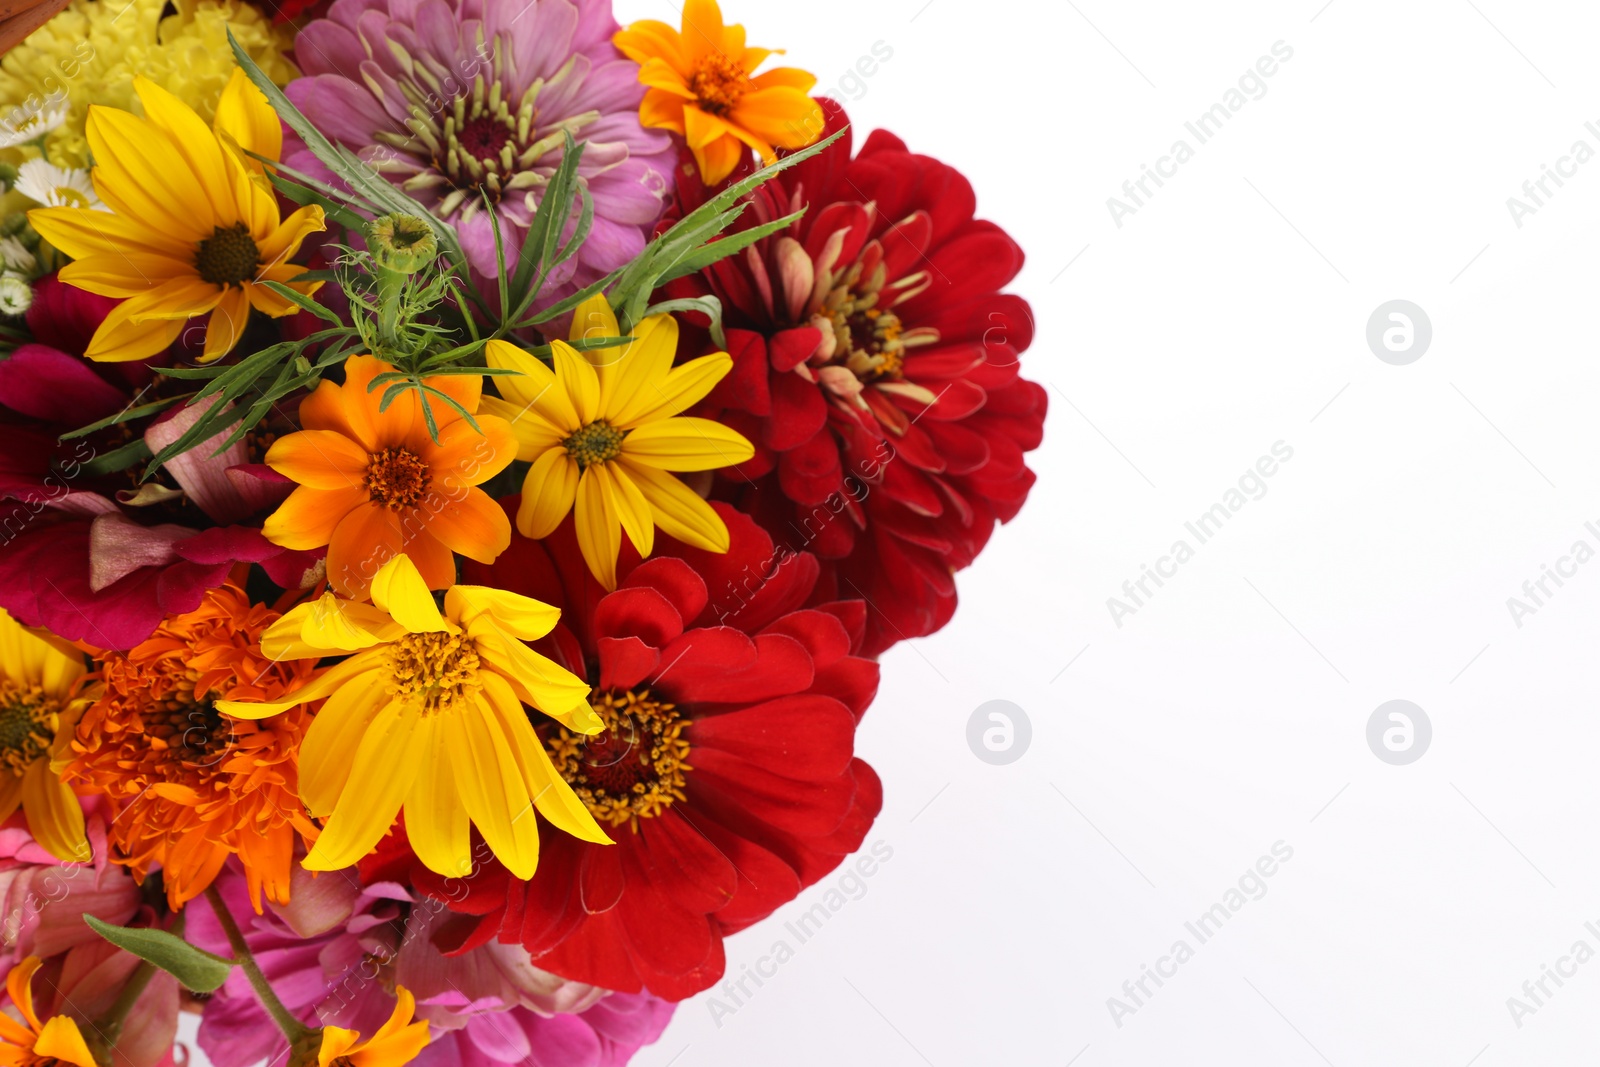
[563,420,626,469]
[388,631,481,715]
[688,53,750,117]
[0,683,56,777]
[545,689,689,828]
[365,447,432,509]
[195,222,262,287]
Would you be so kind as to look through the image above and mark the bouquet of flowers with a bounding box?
[0,0,1045,1063]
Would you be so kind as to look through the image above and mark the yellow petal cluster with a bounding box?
[218,554,610,881]
[0,0,295,171]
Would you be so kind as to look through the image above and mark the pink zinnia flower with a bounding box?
[286,0,675,299]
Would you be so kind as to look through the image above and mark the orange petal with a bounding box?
[425,414,517,492]
[266,430,372,490]
[325,500,405,598]
[262,484,370,550]
[418,487,511,564]
[398,527,459,591]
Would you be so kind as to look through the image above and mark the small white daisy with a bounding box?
[14,159,103,211]
[0,274,33,316]
[0,237,36,276]
[0,99,68,150]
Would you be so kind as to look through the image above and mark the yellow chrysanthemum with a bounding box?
[217,553,610,880]
[28,69,324,364]
[483,296,754,589]
[614,0,823,185]
[317,987,429,1067]
[0,610,87,864]
[0,0,295,171]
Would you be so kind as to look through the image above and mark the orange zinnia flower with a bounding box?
[614,0,824,184]
[62,585,318,912]
[261,356,517,600]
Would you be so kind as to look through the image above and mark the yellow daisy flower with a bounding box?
[315,986,430,1067]
[217,553,608,880]
[0,610,87,864]
[482,296,754,589]
[27,69,324,364]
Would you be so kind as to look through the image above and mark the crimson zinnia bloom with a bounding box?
[375,499,881,1000]
[664,100,1046,656]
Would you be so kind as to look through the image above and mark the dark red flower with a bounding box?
[662,99,1047,655]
[384,498,881,1001]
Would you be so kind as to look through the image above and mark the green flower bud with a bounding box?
[0,162,17,192]
[367,213,437,274]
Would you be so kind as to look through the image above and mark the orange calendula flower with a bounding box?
[0,958,97,1067]
[614,0,823,185]
[27,69,325,364]
[63,585,318,912]
[261,356,517,601]
[317,987,430,1067]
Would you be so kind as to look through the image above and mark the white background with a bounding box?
[174,0,1600,1064]
[617,0,1600,1065]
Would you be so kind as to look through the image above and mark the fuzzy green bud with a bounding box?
[0,163,17,192]
[367,213,437,274]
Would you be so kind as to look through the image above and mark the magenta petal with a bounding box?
[88,513,189,591]
[0,344,129,424]
[171,526,280,565]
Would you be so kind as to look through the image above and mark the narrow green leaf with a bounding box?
[261,281,341,324]
[640,295,727,349]
[60,395,188,440]
[654,208,806,287]
[84,916,234,993]
[81,438,153,477]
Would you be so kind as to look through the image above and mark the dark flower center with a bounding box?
[563,420,626,469]
[365,447,432,508]
[457,115,513,166]
[546,690,689,828]
[0,683,57,776]
[194,222,261,287]
[151,697,231,767]
[689,53,749,117]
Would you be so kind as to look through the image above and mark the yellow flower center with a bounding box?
[688,53,750,117]
[194,222,262,287]
[365,447,432,509]
[563,420,626,469]
[388,632,481,715]
[821,273,907,383]
[545,689,689,828]
[0,683,58,777]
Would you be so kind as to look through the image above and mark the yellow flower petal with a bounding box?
[620,459,730,552]
[22,760,88,863]
[201,286,252,364]
[573,468,620,590]
[34,1016,99,1067]
[402,715,470,877]
[370,554,448,634]
[303,702,426,871]
[550,340,600,426]
[445,585,562,642]
[621,416,754,472]
[133,76,236,224]
[213,67,283,167]
[442,696,540,879]
[598,461,653,558]
[514,448,581,540]
[484,339,582,432]
[295,674,390,816]
[480,673,609,845]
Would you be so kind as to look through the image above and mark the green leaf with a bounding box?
[653,208,806,287]
[84,916,234,993]
[60,395,188,440]
[80,438,153,477]
[261,281,341,324]
[640,295,727,348]
[265,169,368,231]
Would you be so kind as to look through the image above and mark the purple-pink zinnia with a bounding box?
[286,0,675,301]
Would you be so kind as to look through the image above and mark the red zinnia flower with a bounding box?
[372,498,881,1000]
[663,99,1047,655]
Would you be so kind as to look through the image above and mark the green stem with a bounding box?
[203,884,313,1043]
[375,265,405,354]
